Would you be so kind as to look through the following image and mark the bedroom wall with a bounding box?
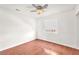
[36,10,78,49]
[0,8,36,51]
[77,15,79,49]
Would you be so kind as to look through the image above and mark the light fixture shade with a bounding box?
[32,4,48,15]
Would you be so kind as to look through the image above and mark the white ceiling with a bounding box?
[0,4,76,18]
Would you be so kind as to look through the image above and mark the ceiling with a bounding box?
[0,4,76,18]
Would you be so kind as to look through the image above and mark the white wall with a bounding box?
[0,7,36,51]
[36,10,78,49]
[77,15,79,48]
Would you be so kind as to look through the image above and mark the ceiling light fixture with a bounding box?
[31,4,48,15]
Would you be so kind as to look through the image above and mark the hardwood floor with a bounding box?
[0,39,79,55]
[0,39,48,55]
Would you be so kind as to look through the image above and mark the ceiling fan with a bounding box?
[31,4,48,15]
[15,4,48,15]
